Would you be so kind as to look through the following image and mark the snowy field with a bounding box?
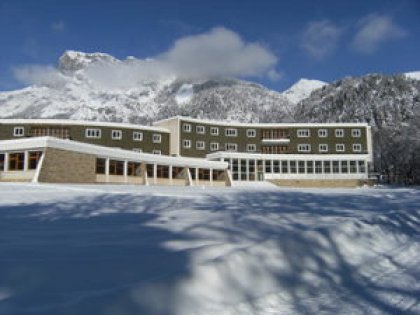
[0,183,419,315]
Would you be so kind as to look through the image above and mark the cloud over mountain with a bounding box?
[13,27,279,90]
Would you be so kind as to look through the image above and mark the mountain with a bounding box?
[0,51,300,124]
[405,71,420,80]
[282,78,327,104]
[294,73,420,184]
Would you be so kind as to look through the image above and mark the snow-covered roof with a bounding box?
[0,137,227,169]
[153,116,369,128]
[0,119,170,133]
[206,151,371,161]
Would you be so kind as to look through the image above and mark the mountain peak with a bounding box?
[282,78,327,104]
[58,50,119,72]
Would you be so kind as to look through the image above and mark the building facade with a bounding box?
[0,116,374,187]
[154,116,373,186]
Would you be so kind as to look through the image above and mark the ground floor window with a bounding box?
[96,158,106,174]
[0,154,4,171]
[109,160,124,175]
[8,153,24,171]
[127,162,141,176]
[156,165,169,178]
[28,151,43,170]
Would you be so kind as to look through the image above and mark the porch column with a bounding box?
[195,167,199,185]
[105,158,110,183]
[153,163,157,185]
[24,150,29,171]
[4,152,9,171]
[169,165,173,185]
[123,160,128,183]
[210,169,213,186]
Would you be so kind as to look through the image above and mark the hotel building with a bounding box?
[0,116,373,187]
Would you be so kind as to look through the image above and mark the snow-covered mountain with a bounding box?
[282,78,327,104]
[0,51,302,124]
[405,71,420,80]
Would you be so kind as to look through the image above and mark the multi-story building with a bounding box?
[0,116,374,187]
[154,116,373,186]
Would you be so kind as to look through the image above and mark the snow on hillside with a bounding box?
[0,51,294,124]
[282,78,327,104]
[0,183,419,315]
[405,71,420,80]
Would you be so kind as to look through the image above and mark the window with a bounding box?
[297,129,310,137]
[85,128,101,138]
[111,130,122,140]
[247,129,256,137]
[273,161,280,173]
[281,160,288,173]
[298,161,305,173]
[341,161,349,173]
[210,142,219,151]
[109,160,124,176]
[8,153,24,171]
[324,161,331,173]
[133,132,143,141]
[183,140,191,148]
[335,129,344,137]
[307,161,314,173]
[210,127,219,136]
[336,144,345,152]
[196,126,205,134]
[127,162,141,176]
[352,129,361,137]
[183,123,191,133]
[315,161,322,174]
[247,144,257,152]
[132,148,143,153]
[225,128,238,137]
[298,144,311,152]
[13,127,25,137]
[290,161,297,173]
[225,143,238,151]
[350,161,357,173]
[153,150,161,155]
[30,127,70,139]
[333,161,340,173]
[0,154,4,171]
[28,151,42,170]
[96,158,106,174]
[262,145,288,154]
[358,161,366,173]
[353,144,362,152]
[318,129,328,137]
[152,134,161,143]
[196,141,205,150]
[319,144,328,152]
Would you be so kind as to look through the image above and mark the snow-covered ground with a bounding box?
[0,183,419,315]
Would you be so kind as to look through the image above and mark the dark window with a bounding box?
[0,154,4,171]
[109,160,124,175]
[8,153,24,171]
[96,158,106,174]
[127,162,141,176]
[290,161,297,173]
[28,151,42,170]
[156,165,169,178]
[198,169,211,180]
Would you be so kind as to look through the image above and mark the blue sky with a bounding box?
[0,0,419,92]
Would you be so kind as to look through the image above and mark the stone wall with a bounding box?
[38,148,96,183]
[268,178,375,188]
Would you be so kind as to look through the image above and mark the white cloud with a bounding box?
[51,21,65,32]
[13,65,68,88]
[13,27,280,90]
[301,20,342,59]
[352,14,407,54]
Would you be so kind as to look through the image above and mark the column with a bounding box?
[4,152,9,171]
[105,158,110,183]
[246,159,249,181]
[123,160,128,182]
[254,159,257,181]
[153,163,157,185]
[195,167,199,185]
[24,151,29,171]
[237,159,241,181]
[210,169,213,186]
[169,165,173,185]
